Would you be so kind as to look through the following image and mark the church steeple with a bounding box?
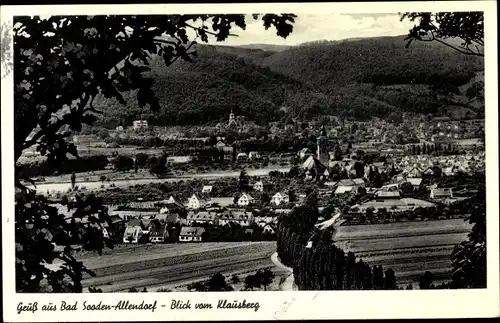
[317,125,329,167]
[320,125,327,137]
[229,109,236,125]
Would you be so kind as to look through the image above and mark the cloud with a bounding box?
[206,13,416,46]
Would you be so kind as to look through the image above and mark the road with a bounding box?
[80,241,277,292]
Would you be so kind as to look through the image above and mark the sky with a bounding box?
[31,13,417,47]
[201,13,416,46]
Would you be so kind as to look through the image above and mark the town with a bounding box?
[19,109,485,292]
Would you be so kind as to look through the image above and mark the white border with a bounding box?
[2,2,499,321]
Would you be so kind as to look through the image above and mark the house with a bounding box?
[236,152,248,161]
[406,178,423,188]
[248,151,261,160]
[106,215,126,242]
[158,199,185,214]
[165,195,186,209]
[424,167,434,176]
[244,228,255,236]
[357,198,436,212]
[374,191,401,199]
[337,178,366,187]
[186,193,211,210]
[178,226,205,242]
[218,211,254,227]
[142,218,156,233]
[154,213,170,223]
[253,181,264,192]
[271,192,290,206]
[302,155,327,176]
[202,185,213,194]
[149,224,168,243]
[165,213,183,225]
[430,188,454,199]
[159,206,170,214]
[123,219,145,243]
[262,224,276,235]
[405,166,424,178]
[299,148,311,159]
[334,186,355,195]
[129,200,156,209]
[380,183,400,191]
[187,211,218,225]
[237,193,255,206]
[102,227,110,239]
[133,120,148,131]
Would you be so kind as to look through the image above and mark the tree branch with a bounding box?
[434,38,483,57]
[167,36,199,66]
[185,23,240,38]
[22,91,96,151]
[424,31,484,57]
[82,94,102,114]
[22,117,66,150]
[152,38,178,46]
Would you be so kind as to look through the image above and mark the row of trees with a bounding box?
[276,203,398,290]
[185,268,275,292]
[18,155,109,178]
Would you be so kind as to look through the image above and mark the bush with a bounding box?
[113,155,134,172]
[97,129,110,140]
[17,155,109,177]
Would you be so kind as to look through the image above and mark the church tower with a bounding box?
[228,110,236,126]
[317,126,329,167]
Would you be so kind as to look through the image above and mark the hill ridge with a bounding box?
[92,35,484,128]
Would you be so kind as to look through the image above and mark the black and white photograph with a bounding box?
[2,1,499,321]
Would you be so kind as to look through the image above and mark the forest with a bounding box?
[91,35,484,128]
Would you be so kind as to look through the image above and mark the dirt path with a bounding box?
[271,252,297,291]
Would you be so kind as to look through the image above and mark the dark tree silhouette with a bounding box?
[450,186,486,288]
[258,268,276,291]
[150,152,169,178]
[231,274,240,285]
[112,155,134,172]
[419,271,434,290]
[244,274,261,291]
[70,171,76,190]
[401,12,484,57]
[239,169,250,189]
[384,268,397,290]
[135,153,149,168]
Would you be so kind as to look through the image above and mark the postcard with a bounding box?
[1,1,499,321]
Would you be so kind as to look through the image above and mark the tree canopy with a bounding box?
[400,12,484,57]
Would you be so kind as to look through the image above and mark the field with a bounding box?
[79,242,280,292]
[78,219,472,292]
[335,219,472,287]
